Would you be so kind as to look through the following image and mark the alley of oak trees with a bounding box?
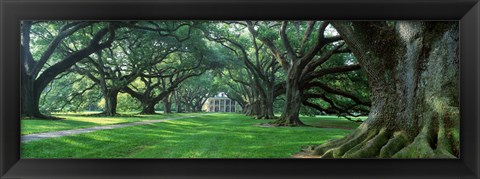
[22,21,458,158]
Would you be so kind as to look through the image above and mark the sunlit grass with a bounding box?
[21,112,200,135]
[21,113,361,158]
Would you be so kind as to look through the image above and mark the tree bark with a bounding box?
[176,102,183,113]
[163,96,172,114]
[195,104,202,112]
[244,100,261,116]
[274,71,305,126]
[175,91,183,113]
[256,88,276,119]
[21,71,46,118]
[102,90,119,116]
[184,103,191,112]
[303,21,459,158]
[177,102,183,113]
[140,100,156,114]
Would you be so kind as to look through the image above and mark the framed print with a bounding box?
[1,0,479,178]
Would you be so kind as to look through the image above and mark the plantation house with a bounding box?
[202,92,241,112]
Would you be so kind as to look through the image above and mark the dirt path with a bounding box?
[21,115,198,143]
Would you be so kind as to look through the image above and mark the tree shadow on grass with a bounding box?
[82,113,148,118]
[21,114,354,158]
[21,120,101,135]
[62,112,191,119]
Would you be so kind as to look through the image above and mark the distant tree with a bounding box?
[122,51,207,114]
[202,21,285,119]
[115,93,141,112]
[248,21,370,126]
[75,21,196,116]
[39,71,101,113]
[176,73,215,112]
[173,90,184,113]
[74,48,141,116]
[73,27,166,116]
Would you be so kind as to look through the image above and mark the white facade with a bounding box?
[202,92,241,112]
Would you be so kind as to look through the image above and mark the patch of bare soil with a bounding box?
[312,125,355,130]
[256,123,278,127]
[291,151,321,158]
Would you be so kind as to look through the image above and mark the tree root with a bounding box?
[254,115,278,120]
[392,127,456,158]
[379,131,409,158]
[343,128,391,158]
[310,124,369,156]
[22,114,64,120]
[268,117,308,127]
[296,119,458,158]
[138,111,157,115]
[88,112,118,117]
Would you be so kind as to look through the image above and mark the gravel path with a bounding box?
[21,115,198,143]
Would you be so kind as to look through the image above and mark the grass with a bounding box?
[21,111,195,135]
[21,113,362,158]
[301,115,366,130]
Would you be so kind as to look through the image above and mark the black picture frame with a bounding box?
[1,0,479,178]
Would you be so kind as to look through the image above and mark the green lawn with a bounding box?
[301,115,366,130]
[21,113,362,158]
[21,112,195,135]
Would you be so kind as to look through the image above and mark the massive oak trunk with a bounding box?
[256,83,276,119]
[275,72,305,126]
[184,102,191,112]
[302,21,459,158]
[195,104,202,112]
[258,94,276,119]
[175,92,183,113]
[176,102,183,113]
[163,96,172,114]
[128,94,162,115]
[244,99,260,116]
[239,80,276,120]
[102,90,119,116]
[21,70,45,118]
[192,100,202,112]
[243,86,276,119]
[140,100,156,114]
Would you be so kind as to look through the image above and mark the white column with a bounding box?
[223,99,226,112]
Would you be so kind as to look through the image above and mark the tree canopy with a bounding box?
[25,20,370,121]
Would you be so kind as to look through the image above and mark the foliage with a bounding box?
[39,72,101,113]
[98,93,141,112]
[27,20,370,120]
